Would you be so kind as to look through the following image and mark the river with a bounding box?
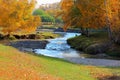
[34,32,120,66]
[35,32,83,58]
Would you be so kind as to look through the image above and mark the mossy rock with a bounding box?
[85,43,110,55]
[67,34,111,55]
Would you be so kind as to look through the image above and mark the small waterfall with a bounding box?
[35,32,81,58]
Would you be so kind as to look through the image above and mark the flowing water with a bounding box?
[35,32,82,58]
[34,32,120,66]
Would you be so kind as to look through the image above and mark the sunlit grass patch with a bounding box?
[0,44,119,80]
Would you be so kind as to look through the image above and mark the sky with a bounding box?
[36,0,61,8]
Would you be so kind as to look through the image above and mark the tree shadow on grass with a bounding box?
[99,75,120,80]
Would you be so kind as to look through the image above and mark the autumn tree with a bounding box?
[104,0,120,42]
[0,0,41,34]
[60,0,108,36]
[59,0,75,30]
[76,0,107,36]
[60,0,120,42]
[76,0,120,40]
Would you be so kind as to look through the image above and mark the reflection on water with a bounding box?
[35,32,81,58]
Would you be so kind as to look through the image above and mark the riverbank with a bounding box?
[0,44,120,80]
[9,40,48,52]
[8,32,120,67]
[0,32,60,52]
[0,32,60,40]
[67,32,120,59]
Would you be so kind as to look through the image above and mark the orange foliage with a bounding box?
[106,0,120,32]
[59,0,120,40]
[60,0,120,33]
[76,0,106,29]
[60,0,74,31]
[60,0,107,31]
[86,66,112,79]
[0,0,41,34]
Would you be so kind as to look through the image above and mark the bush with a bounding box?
[27,34,36,39]
[0,34,4,40]
[8,35,16,40]
[20,35,27,39]
[13,35,21,39]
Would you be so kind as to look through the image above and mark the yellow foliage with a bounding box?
[60,0,106,30]
[0,0,41,34]
[60,0,120,33]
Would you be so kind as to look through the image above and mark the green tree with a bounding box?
[33,9,45,16]
[33,9,55,23]
[41,14,55,22]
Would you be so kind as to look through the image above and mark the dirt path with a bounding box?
[64,57,120,67]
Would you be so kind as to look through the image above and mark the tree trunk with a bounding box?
[104,0,113,42]
[80,28,89,37]
[80,27,86,35]
[107,26,113,41]
[85,28,89,37]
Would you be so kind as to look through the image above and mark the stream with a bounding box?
[34,32,120,66]
[35,32,82,58]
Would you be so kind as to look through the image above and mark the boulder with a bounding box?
[85,42,110,55]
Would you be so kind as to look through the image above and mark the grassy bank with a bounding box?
[38,32,60,39]
[0,44,120,80]
[0,32,60,41]
[67,32,120,58]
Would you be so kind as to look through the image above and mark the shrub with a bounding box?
[8,35,16,40]
[0,34,4,40]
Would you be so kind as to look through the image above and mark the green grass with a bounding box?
[42,24,58,28]
[31,55,95,80]
[37,32,60,39]
[0,44,120,80]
